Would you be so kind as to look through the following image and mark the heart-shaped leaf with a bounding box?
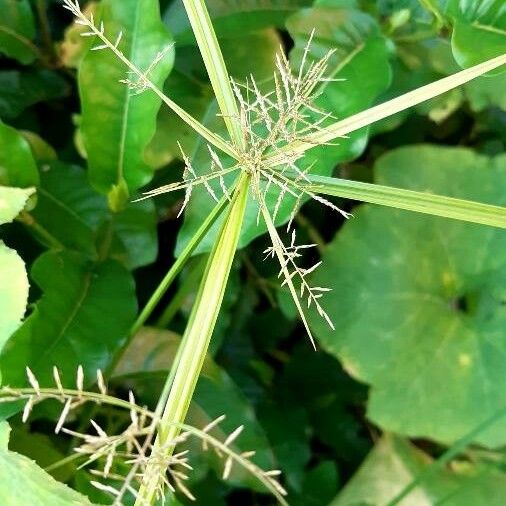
[309,145,506,447]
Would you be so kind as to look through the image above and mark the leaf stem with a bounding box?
[134,173,250,504]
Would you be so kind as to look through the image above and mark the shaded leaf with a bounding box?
[0,250,137,390]
[0,70,70,120]
[0,0,37,64]
[331,435,506,506]
[0,120,39,188]
[79,0,174,207]
[0,422,93,505]
[309,145,506,446]
[30,162,157,268]
[446,0,506,70]
[164,0,312,44]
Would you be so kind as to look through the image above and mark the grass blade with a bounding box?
[182,0,243,148]
[300,174,506,228]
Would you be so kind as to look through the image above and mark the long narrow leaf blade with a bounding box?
[302,174,506,228]
[182,0,243,147]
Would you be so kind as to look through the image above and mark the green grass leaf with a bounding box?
[308,145,506,446]
[0,422,93,505]
[176,4,392,255]
[302,173,506,227]
[0,0,37,64]
[114,326,276,489]
[79,0,174,207]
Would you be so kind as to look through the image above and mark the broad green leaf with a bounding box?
[0,70,70,120]
[446,0,506,70]
[79,0,174,208]
[29,162,157,268]
[164,0,312,44]
[0,186,34,353]
[309,145,506,446]
[331,435,506,506]
[0,0,37,64]
[0,120,39,188]
[176,5,391,255]
[0,422,93,505]
[464,71,506,111]
[114,327,276,487]
[0,250,137,391]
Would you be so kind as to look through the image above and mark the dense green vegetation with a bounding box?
[0,0,505,504]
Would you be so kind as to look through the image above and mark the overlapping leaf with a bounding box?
[332,435,506,506]
[0,0,37,64]
[0,186,34,352]
[0,250,137,390]
[445,0,506,70]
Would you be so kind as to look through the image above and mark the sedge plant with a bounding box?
[1,0,505,504]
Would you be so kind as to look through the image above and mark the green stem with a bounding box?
[156,254,207,328]
[106,195,229,377]
[135,173,250,504]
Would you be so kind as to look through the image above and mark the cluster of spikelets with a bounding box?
[62,0,348,348]
[0,366,287,504]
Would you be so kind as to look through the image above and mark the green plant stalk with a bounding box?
[135,173,250,504]
[181,0,243,148]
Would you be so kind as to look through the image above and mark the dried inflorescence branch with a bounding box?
[1,367,287,504]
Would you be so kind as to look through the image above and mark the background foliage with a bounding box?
[0,0,505,504]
